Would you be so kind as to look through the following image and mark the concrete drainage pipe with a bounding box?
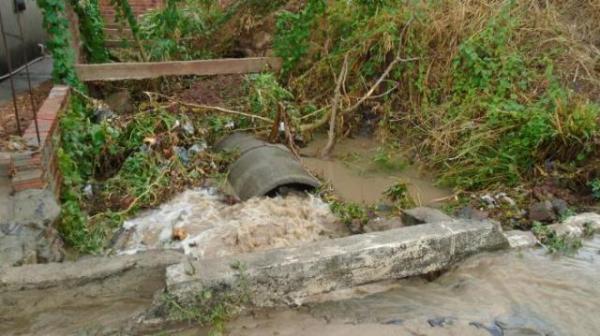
[215,133,320,201]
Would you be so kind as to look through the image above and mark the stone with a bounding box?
[495,192,516,207]
[402,207,453,225]
[457,206,489,221]
[0,189,62,267]
[164,220,508,307]
[104,89,133,115]
[550,198,569,217]
[10,189,60,228]
[495,313,557,336]
[528,201,556,222]
[561,212,600,232]
[546,212,600,238]
[363,217,404,233]
[480,194,497,208]
[504,230,537,249]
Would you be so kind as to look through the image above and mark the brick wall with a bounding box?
[0,86,69,196]
[99,0,165,26]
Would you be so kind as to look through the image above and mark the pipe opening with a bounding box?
[265,183,318,198]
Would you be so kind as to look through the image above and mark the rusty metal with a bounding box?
[0,7,22,133]
[16,10,41,146]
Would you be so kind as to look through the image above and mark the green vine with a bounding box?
[70,0,110,63]
[36,0,82,88]
[109,0,148,61]
[274,0,326,75]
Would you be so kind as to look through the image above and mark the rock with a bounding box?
[10,189,60,229]
[182,120,195,135]
[375,203,394,214]
[104,89,133,115]
[428,317,456,327]
[504,230,537,249]
[550,198,569,217]
[495,313,557,336]
[363,217,404,233]
[528,201,556,222]
[402,207,453,225]
[480,194,497,208]
[561,212,600,232]
[348,219,363,234]
[0,189,63,267]
[545,213,600,238]
[457,206,489,221]
[164,220,508,307]
[92,103,115,123]
[495,192,516,207]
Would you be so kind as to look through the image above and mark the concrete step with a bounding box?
[165,220,509,307]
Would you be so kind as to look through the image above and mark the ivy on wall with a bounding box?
[70,0,110,63]
[36,0,82,88]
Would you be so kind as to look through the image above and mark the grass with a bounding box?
[532,221,583,255]
[160,261,250,335]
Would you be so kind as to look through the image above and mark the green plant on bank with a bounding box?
[161,261,250,335]
[139,0,221,60]
[532,222,582,255]
[329,200,370,231]
[110,0,148,60]
[372,146,406,172]
[36,0,82,88]
[57,95,235,253]
[274,0,326,74]
[437,1,599,189]
[70,0,110,63]
[589,179,600,201]
[267,0,600,195]
[246,73,294,119]
[384,181,415,209]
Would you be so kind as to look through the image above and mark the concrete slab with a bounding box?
[0,250,184,292]
[165,220,508,307]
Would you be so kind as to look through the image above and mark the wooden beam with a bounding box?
[75,57,283,81]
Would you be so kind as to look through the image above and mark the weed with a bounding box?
[384,181,415,209]
[329,200,371,232]
[274,0,326,74]
[589,179,600,201]
[139,0,221,60]
[372,146,406,172]
[57,94,234,253]
[161,262,250,335]
[532,222,582,256]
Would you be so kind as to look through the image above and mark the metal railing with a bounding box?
[0,5,41,146]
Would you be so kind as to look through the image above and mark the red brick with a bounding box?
[13,179,46,192]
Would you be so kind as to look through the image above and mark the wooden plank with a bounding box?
[75,58,283,81]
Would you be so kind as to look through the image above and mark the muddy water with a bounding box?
[300,136,451,205]
[225,237,600,336]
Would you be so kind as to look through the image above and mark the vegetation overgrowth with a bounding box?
[52,0,600,253]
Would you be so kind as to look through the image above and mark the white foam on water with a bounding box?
[117,188,341,258]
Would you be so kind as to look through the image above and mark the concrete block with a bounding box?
[504,230,538,249]
[0,250,184,292]
[402,207,453,225]
[165,220,508,307]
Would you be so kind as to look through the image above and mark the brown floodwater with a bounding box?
[4,237,598,335]
[300,135,451,205]
[224,236,600,336]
